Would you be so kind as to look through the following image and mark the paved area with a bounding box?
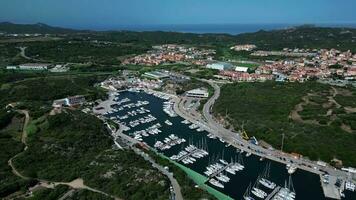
[320,175,342,200]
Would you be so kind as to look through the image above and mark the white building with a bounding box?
[235,66,249,72]
[6,66,17,70]
[52,95,86,108]
[206,62,234,71]
[19,63,50,70]
[186,88,209,98]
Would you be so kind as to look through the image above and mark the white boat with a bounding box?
[225,167,236,175]
[345,181,355,192]
[165,120,173,126]
[243,183,256,200]
[259,178,276,190]
[286,164,297,174]
[189,124,198,129]
[219,159,229,165]
[252,187,267,197]
[251,189,265,199]
[246,152,252,157]
[209,178,224,188]
[181,119,190,124]
[197,128,204,132]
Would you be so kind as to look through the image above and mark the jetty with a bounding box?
[265,186,281,200]
[208,162,234,179]
[177,148,202,161]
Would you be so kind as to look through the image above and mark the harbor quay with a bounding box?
[92,89,356,200]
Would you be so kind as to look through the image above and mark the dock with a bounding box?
[208,163,234,179]
[177,148,201,161]
[265,186,281,200]
[320,174,341,200]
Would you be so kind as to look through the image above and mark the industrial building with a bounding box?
[235,66,249,72]
[186,88,209,98]
[206,62,234,71]
[143,71,170,80]
[52,95,86,108]
[19,63,50,70]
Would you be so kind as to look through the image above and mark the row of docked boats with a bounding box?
[272,176,296,200]
[150,91,170,100]
[127,107,150,117]
[128,114,157,128]
[131,123,162,141]
[181,119,205,132]
[154,134,186,151]
[206,156,246,188]
[170,144,209,165]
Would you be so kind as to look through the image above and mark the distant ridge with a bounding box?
[0,22,84,34]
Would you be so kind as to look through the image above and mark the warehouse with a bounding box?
[186,88,209,98]
[19,63,50,70]
[206,62,234,71]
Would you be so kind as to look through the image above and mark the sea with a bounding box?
[99,23,356,35]
[105,91,356,200]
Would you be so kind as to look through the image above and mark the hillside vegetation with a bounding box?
[213,82,356,167]
[13,110,170,200]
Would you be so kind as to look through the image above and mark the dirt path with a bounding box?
[7,110,123,200]
[289,95,320,125]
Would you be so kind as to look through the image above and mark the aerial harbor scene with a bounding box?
[1,1,356,200]
[93,88,356,200]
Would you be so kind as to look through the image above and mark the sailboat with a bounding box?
[252,176,267,199]
[243,183,256,200]
[259,162,276,190]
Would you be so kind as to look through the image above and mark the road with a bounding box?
[174,80,353,199]
[112,126,183,200]
[132,147,183,200]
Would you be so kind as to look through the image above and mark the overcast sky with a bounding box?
[1,0,356,29]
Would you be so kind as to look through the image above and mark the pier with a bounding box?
[177,148,201,161]
[320,174,341,200]
[265,186,281,200]
[208,163,234,179]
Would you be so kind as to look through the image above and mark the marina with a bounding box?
[94,90,356,200]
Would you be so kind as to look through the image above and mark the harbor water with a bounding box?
[105,91,356,200]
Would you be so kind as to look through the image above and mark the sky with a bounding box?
[0,0,356,30]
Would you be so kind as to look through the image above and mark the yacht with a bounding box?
[252,187,267,198]
[251,189,265,199]
[196,128,204,132]
[259,178,276,190]
[286,164,297,174]
[209,179,224,188]
[165,120,173,126]
[189,124,198,129]
[219,159,229,165]
[345,181,355,192]
[243,183,256,200]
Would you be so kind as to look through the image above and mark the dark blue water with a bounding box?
[97,23,356,35]
[106,91,356,200]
